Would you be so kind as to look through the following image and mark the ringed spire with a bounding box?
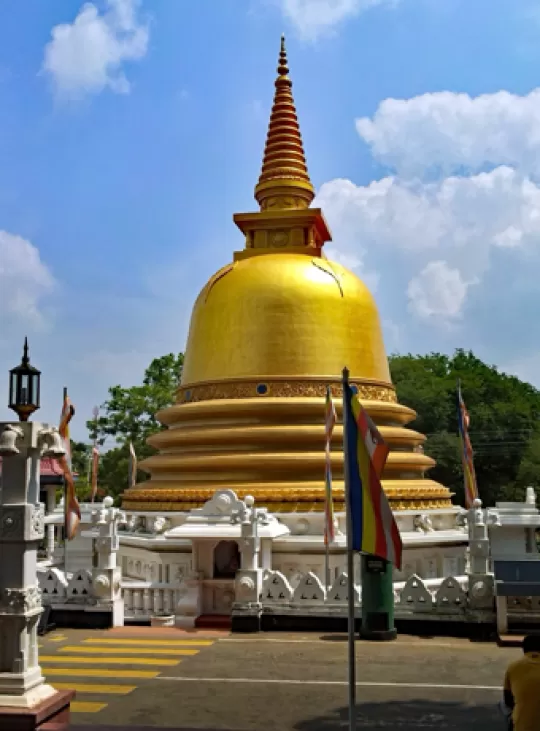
[254,35,315,211]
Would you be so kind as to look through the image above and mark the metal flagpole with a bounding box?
[325,431,331,591]
[62,386,68,573]
[90,406,99,503]
[342,367,356,731]
[325,540,330,592]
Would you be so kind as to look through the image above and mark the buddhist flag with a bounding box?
[90,446,100,503]
[343,379,402,569]
[128,441,137,489]
[457,381,479,509]
[324,387,337,546]
[58,391,81,541]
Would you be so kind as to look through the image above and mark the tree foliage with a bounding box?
[389,349,540,506]
[86,353,184,502]
[70,440,92,501]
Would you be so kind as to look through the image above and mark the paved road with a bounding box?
[38,628,520,730]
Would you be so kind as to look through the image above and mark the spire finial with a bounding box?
[22,336,29,365]
[254,36,315,211]
[278,35,288,76]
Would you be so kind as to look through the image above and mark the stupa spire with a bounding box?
[254,35,315,211]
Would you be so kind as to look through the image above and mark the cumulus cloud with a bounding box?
[277,0,398,41]
[356,88,540,177]
[42,0,149,98]
[0,231,55,327]
[407,261,475,320]
[316,166,540,319]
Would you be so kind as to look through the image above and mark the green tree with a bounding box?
[389,350,540,506]
[70,440,92,501]
[87,353,184,502]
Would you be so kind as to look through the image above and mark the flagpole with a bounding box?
[91,406,99,503]
[62,386,68,573]
[325,540,330,592]
[342,367,356,731]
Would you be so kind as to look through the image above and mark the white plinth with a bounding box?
[0,681,57,709]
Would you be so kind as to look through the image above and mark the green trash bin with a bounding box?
[360,554,397,641]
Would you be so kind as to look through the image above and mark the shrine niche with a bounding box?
[213,540,240,579]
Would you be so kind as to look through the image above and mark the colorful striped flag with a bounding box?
[128,441,137,489]
[58,392,81,541]
[457,381,479,509]
[90,446,100,502]
[343,381,402,569]
[324,386,337,546]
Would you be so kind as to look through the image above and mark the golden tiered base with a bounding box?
[122,483,453,512]
[123,378,453,512]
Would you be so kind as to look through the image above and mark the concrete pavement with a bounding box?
[37,629,519,729]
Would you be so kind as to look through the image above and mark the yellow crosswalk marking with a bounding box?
[84,638,213,647]
[40,655,179,666]
[53,682,135,694]
[43,668,160,678]
[49,635,67,643]
[72,701,107,713]
[60,645,198,656]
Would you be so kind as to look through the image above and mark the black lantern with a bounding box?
[9,338,41,421]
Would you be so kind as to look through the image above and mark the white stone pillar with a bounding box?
[91,496,126,627]
[232,495,264,629]
[468,499,490,575]
[0,421,65,708]
[45,486,56,561]
[239,495,261,571]
[466,498,498,612]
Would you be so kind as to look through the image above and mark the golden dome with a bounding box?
[123,37,453,513]
[181,253,390,385]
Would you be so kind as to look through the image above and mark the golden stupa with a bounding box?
[123,38,453,514]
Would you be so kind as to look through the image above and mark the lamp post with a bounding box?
[9,338,41,422]
[0,343,75,728]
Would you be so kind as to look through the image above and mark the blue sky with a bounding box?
[2,0,540,440]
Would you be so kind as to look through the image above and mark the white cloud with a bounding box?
[0,231,55,326]
[325,244,380,292]
[502,351,540,390]
[325,244,362,271]
[356,88,540,177]
[42,0,149,99]
[407,261,474,320]
[277,0,398,41]
[316,166,540,319]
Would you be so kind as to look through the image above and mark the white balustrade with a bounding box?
[122,581,181,620]
[259,570,483,620]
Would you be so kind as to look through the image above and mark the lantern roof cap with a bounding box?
[10,337,40,374]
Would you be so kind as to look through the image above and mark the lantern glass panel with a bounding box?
[20,374,29,404]
[32,373,40,407]
[9,372,17,405]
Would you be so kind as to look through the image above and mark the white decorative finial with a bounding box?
[245,495,255,507]
[0,424,24,456]
[103,496,114,508]
[473,498,482,508]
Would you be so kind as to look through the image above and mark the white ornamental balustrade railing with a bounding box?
[260,570,485,620]
[38,567,95,605]
[121,581,182,620]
